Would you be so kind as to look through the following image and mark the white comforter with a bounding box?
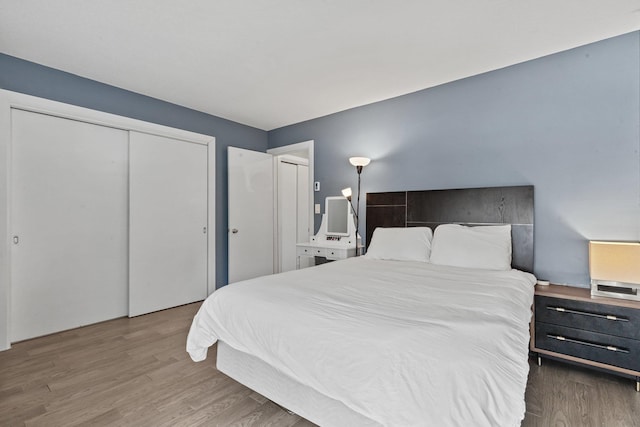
[187,257,536,427]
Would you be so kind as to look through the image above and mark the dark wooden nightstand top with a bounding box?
[535,284,640,310]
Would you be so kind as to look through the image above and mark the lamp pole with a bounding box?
[355,165,363,242]
[348,157,370,254]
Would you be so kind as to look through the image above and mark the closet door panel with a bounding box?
[129,132,207,317]
[296,164,311,269]
[10,109,128,341]
[278,161,298,272]
[297,164,310,242]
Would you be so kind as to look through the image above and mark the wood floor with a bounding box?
[523,356,640,426]
[1,302,639,427]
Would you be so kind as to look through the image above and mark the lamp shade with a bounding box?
[349,157,371,167]
[341,187,352,198]
[589,241,640,285]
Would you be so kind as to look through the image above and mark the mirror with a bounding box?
[326,197,349,236]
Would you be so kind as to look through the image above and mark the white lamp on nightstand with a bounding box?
[589,241,640,301]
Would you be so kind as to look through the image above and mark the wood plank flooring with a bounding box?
[523,357,640,426]
[1,302,639,426]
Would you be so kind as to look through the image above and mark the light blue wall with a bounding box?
[0,53,269,287]
[269,31,640,287]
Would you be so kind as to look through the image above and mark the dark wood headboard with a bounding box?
[366,186,534,273]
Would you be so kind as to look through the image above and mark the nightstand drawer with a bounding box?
[536,322,640,371]
[535,295,640,340]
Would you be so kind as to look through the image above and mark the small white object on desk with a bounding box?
[537,280,550,286]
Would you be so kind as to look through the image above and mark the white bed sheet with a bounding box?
[187,257,536,427]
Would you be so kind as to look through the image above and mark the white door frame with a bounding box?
[267,141,315,272]
[0,89,216,351]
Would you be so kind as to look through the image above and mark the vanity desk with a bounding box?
[296,196,359,269]
[295,242,356,269]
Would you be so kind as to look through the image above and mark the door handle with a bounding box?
[231,229,239,234]
[13,235,19,244]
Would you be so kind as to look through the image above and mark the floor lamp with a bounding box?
[343,156,370,254]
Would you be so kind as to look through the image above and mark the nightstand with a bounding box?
[531,284,640,391]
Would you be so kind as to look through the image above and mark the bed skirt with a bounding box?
[217,341,381,427]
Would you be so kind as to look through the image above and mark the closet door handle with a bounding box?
[13,235,19,244]
[231,228,239,234]
[547,306,628,322]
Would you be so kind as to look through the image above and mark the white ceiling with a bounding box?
[1,1,639,130]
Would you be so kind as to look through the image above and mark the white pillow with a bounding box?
[430,224,512,270]
[365,227,433,262]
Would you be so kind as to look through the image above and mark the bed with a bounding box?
[187,185,536,426]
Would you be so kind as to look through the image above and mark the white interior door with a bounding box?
[10,109,128,342]
[129,132,208,317]
[228,147,274,284]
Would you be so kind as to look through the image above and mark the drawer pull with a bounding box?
[547,306,629,322]
[547,334,630,354]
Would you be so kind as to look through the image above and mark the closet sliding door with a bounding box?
[129,132,208,317]
[2,90,215,348]
[10,109,128,342]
